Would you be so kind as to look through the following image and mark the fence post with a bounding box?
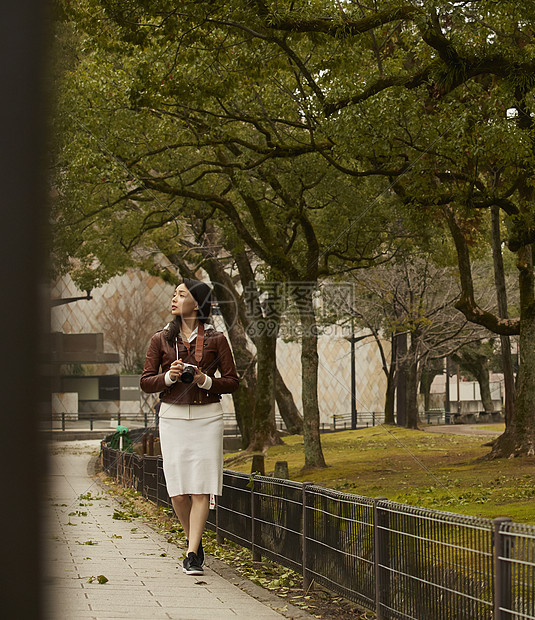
[251,454,265,476]
[142,455,146,499]
[494,517,512,620]
[274,461,289,479]
[216,494,224,545]
[251,475,262,561]
[302,482,313,592]
[116,451,121,484]
[155,456,159,506]
[374,497,389,620]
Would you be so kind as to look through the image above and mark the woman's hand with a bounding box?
[169,359,184,381]
[193,366,207,386]
[169,359,206,385]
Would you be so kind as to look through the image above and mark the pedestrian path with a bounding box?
[423,423,504,436]
[44,441,310,620]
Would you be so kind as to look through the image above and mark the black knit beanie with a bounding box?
[183,278,212,322]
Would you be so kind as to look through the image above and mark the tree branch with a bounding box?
[260,5,421,37]
[324,65,434,116]
[445,206,520,335]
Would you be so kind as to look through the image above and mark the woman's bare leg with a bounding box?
[171,494,209,555]
[171,494,191,538]
[187,494,209,554]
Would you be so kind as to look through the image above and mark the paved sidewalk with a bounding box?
[423,423,504,436]
[44,441,310,620]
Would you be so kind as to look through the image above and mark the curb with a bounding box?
[87,453,101,477]
[206,555,317,620]
[43,430,111,441]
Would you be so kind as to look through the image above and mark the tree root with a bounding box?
[223,449,267,468]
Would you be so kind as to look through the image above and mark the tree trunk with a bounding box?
[297,290,327,470]
[247,326,284,450]
[406,357,420,429]
[445,208,535,457]
[242,280,283,451]
[275,367,303,434]
[374,329,395,424]
[384,365,396,425]
[232,249,301,446]
[499,334,515,423]
[201,258,256,448]
[490,99,535,456]
[419,364,440,413]
[395,332,408,427]
[491,245,535,457]
[453,347,494,415]
[491,204,515,424]
[212,286,256,448]
[472,360,494,414]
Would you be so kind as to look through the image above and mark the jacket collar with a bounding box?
[164,322,214,344]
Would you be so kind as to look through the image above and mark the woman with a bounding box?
[141,278,239,575]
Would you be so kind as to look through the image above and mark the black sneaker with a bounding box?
[183,552,204,576]
[186,538,204,567]
[197,539,204,567]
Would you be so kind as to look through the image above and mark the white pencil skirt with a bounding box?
[159,413,224,497]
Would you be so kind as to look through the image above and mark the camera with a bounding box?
[180,363,197,384]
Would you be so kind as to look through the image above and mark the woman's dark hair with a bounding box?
[165,278,212,344]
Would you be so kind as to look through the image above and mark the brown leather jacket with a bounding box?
[140,327,239,405]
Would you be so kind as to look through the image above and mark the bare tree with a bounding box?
[348,255,491,427]
[98,289,167,374]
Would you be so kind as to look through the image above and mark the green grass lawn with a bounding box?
[225,424,535,524]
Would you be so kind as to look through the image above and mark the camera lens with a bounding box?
[180,366,195,384]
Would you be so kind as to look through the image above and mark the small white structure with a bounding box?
[429,375,503,419]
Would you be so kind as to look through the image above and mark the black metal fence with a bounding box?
[101,445,535,620]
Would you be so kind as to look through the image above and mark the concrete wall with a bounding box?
[52,392,78,420]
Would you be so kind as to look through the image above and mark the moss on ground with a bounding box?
[224,425,535,524]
